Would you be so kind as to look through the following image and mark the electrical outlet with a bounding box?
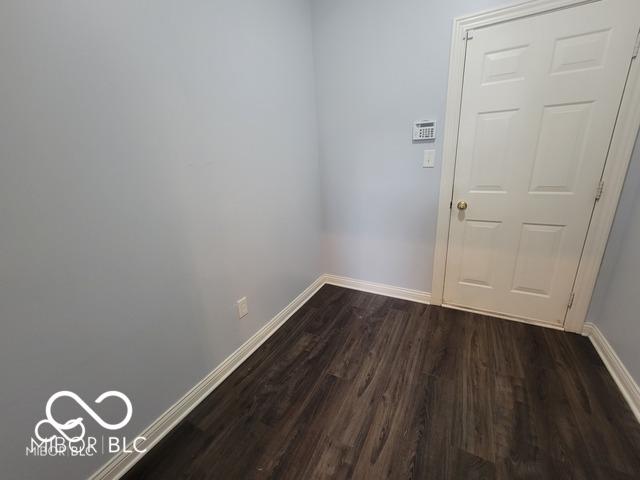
[236,297,248,319]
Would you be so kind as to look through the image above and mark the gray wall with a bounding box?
[0,1,321,478]
[2,0,640,478]
[312,0,509,292]
[587,134,640,383]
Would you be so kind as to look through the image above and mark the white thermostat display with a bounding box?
[413,120,436,141]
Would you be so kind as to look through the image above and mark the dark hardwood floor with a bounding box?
[124,285,640,479]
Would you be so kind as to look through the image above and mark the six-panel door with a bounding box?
[444,0,640,326]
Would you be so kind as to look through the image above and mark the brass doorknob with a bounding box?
[457,200,468,211]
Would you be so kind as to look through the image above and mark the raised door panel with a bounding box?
[529,102,593,194]
[469,110,519,193]
[550,29,611,75]
[458,220,502,289]
[510,223,565,297]
[482,45,529,85]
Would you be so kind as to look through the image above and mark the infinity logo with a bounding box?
[34,391,132,443]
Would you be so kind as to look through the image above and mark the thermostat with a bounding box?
[413,120,436,141]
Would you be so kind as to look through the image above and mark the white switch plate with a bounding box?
[237,297,248,319]
[423,149,436,168]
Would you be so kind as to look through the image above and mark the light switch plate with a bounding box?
[423,149,436,168]
[237,297,249,319]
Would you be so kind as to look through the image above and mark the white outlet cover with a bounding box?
[237,297,248,319]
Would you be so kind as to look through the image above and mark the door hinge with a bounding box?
[464,30,474,41]
[567,292,576,310]
[595,180,605,201]
[633,29,640,59]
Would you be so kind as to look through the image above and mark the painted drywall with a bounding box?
[312,0,510,292]
[0,1,321,478]
[587,133,640,384]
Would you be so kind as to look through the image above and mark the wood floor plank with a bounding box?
[123,285,640,479]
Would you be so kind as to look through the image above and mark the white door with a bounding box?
[443,0,640,326]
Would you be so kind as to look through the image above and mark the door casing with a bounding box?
[431,0,640,333]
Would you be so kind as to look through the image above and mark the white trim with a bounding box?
[89,275,326,480]
[430,7,468,307]
[432,0,640,334]
[565,53,640,332]
[322,274,431,304]
[583,322,640,422]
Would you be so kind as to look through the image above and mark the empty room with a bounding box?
[3,0,640,478]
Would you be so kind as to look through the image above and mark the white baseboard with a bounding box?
[89,275,326,480]
[322,274,431,304]
[582,322,640,423]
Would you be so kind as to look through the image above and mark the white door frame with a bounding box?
[431,0,640,333]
